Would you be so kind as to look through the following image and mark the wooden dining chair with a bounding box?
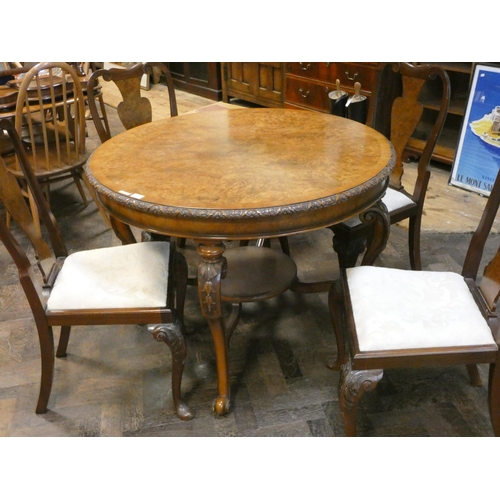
[87,62,178,143]
[3,61,109,233]
[329,167,500,436]
[0,118,192,421]
[330,62,450,270]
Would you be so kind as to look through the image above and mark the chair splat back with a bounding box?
[113,64,153,130]
[389,76,425,189]
[87,62,178,143]
[0,139,52,309]
[0,155,51,262]
[0,118,67,281]
[371,63,450,194]
[1,119,67,255]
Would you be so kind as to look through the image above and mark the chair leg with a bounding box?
[174,252,188,324]
[279,236,290,256]
[488,359,500,436]
[338,360,383,436]
[408,214,422,270]
[35,325,55,414]
[466,364,483,387]
[331,227,367,268]
[71,172,89,206]
[327,279,347,371]
[56,325,71,358]
[149,323,193,421]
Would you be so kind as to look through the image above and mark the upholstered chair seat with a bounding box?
[47,241,171,310]
[346,266,496,352]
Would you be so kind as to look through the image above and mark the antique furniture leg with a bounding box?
[408,214,422,270]
[331,226,366,269]
[36,324,56,414]
[466,364,483,386]
[489,358,500,436]
[339,359,384,437]
[327,279,346,371]
[56,325,71,358]
[148,323,194,421]
[196,239,231,415]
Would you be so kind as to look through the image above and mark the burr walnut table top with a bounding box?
[86,108,395,240]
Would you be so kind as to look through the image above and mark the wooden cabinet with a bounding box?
[166,63,222,101]
[284,62,381,115]
[406,63,473,165]
[221,63,285,107]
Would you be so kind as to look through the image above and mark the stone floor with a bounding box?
[0,95,498,438]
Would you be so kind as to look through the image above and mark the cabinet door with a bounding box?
[254,63,284,104]
[223,62,254,97]
[167,63,222,100]
[222,63,284,107]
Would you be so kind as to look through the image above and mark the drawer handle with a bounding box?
[345,71,359,81]
[299,62,311,71]
[298,88,310,98]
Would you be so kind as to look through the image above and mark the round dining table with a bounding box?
[85,107,395,415]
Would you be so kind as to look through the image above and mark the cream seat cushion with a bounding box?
[47,241,170,310]
[346,266,496,352]
[341,188,417,228]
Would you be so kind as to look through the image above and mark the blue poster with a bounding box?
[450,64,500,196]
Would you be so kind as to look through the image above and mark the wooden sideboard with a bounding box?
[284,62,381,113]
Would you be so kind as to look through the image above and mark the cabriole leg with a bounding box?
[36,325,55,414]
[196,240,231,416]
[149,322,193,421]
[339,359,383,436]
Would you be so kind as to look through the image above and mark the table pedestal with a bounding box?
[196,240,231,414]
